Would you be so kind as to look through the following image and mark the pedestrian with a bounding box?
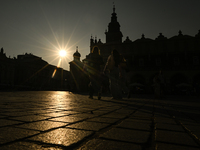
[153,73,161,99]
[158,70,165,98]
[84,47,104,99]
[103,49,122,100]
[118,54,131,98]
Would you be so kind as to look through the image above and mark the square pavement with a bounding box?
[0,91,200,150]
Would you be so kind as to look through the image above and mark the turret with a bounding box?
[105,4,123,44]
[73,46,81,61]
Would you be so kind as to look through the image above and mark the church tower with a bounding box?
[69,46,89,92]
[73,46,81,61]
[105,4,123,44]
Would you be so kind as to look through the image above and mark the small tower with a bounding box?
[105,4,123,44]
[73,46,81,61]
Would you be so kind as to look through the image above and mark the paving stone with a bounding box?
[193,131,200,140]
[1,111,34,117]
[69,113,96,118]
[15,120,68,131]
[157,143,200,150]
[183,124,200,137]
[156,130,199,147]
[101,112,127,119]
[0,141,63,150]
[77,138,142,150]
[87,117,119,124]
[11,115,51,122]
[85,110,108,116]
[1,91,200,149]
[28,128,93,147]
[0,127,39,144]
[132,112,152,118]
[0,119,22,127]
[130,114,152,120]
[114,108,135,115]
[100,128,150,144]
[38,112,68,117]
[56,110,79,115]
[67,121,109,131]
[117,119,151,131]
[31,109,54,114]
[180,120,198,126]
[0,115,6,119]
[156,123,185,132]
[49,116,85,123]
[156,117,177,124]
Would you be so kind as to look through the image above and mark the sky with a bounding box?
[1,0,200,71]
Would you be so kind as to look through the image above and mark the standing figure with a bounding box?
[104,49,122,100]
[153,73,161,99]
[84,47,104,99]
[118,54,131,98]
[158,70,165,98]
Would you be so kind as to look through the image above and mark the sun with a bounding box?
[59,50,67,57]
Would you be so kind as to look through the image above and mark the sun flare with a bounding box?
[59,50,67,57]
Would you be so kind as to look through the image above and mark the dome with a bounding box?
[73,46,81,58]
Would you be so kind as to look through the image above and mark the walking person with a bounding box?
[84,47,104,99]
[103,49,122,100]
[153,73,161,99]
[158,70,165,98]
[118,54,131,98]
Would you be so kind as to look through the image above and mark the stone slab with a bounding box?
[12,115,51,122]
[0,119,22,127]
[0,127,39,144]
[117,119,151,131]
[15,120,68,131]
[28,128,93,147]
[49,116,85,123]
[77,138,142,150]
[87,117,119,124]
[0,141,63,150]
[156,130,199,147]
[67,121,109,131]
[100,128,150,144]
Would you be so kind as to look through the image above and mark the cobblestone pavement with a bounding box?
[0,91,200,150]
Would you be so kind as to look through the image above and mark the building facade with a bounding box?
[0,49,70,91]
[88,6,200,95]
[0,48,15,90]
[69,47,89,92]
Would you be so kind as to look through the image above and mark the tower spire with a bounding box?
[105,4,123,43]
[113,2,115,13]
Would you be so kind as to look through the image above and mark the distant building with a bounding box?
[0,48,15,89]
[0,49,70,91]
[85,5,200,95]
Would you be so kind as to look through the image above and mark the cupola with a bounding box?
[73,46,81,61]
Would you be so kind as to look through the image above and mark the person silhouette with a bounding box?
[104,49,123,100]
[84,47,104,99]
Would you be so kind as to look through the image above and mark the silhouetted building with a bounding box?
[87,5,200,95]
[69,46,89,92]
[0,49,70,91]
[0,48,15,89]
